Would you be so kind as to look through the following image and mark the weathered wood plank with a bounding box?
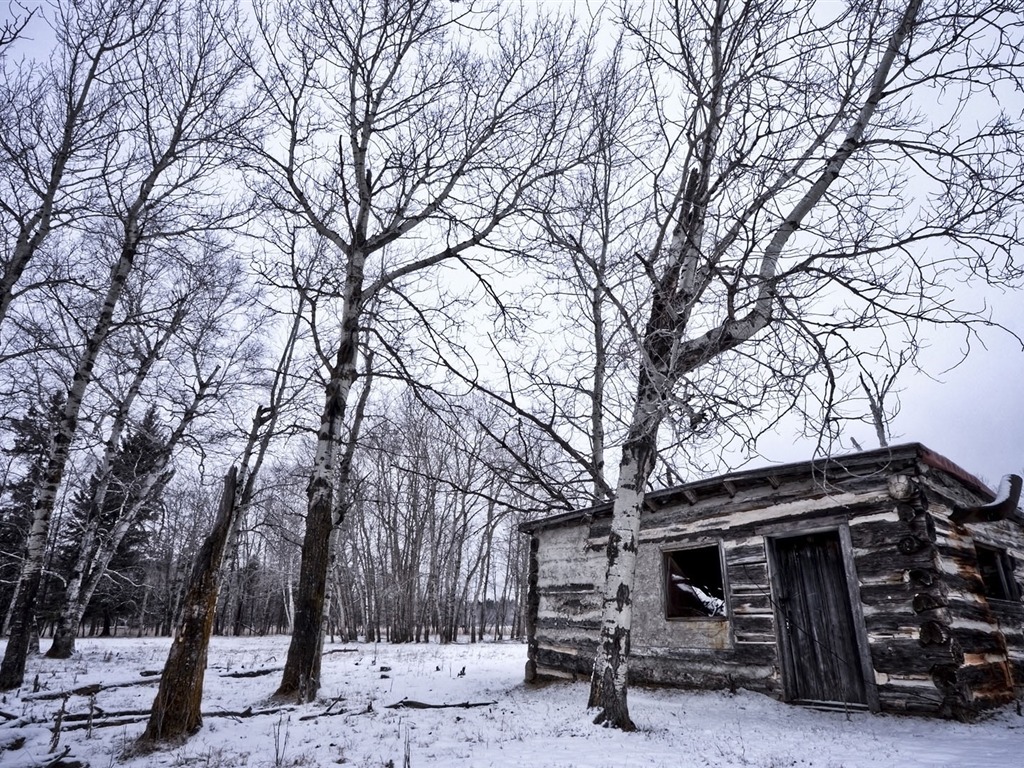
[642,493,890,542]
[734,634,777,645]
[870,638,959,675]
[853,547,934,582]
[857,582,916,609]
[534,616,601,632]
[537,583,599,595]
[727,561,769,588]
[723,541,766,564]
[732,614,774,635]
[848,519,912,551]
[731,594,773,615]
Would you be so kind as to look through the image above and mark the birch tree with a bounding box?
[246,0,589,701]
[587,0,1024,729]
[45,248,261,658]
[0,0,252,689]
[0,0,165,335]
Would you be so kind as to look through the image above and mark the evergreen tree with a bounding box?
[0,394,63,635]
[53,407,169,638]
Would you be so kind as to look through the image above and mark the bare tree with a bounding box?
[507,41,656,504]
[0,2,33,52]
[245,0,590,701]
[583,0,1024,729]
[45,244,262,657]
[326,388,546,645]
[855,344,917,448]
[0,0,163,334]
[0,0,252,689]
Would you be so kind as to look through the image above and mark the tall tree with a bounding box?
[587,0,1024,729]
[0,0,163,333]
[247,0,590,701]
[138,467,239,743]
[0,0,252,689]
[0,393,63,635]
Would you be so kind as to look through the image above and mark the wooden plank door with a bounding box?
[772,531,868,706]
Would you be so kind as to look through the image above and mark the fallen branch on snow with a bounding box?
[59,705,295,732]
[218,649,356,679]
[385,699,496,710]
[24,677,159,701]
[219,667,280,678]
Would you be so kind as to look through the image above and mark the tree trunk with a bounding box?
[138,467,239,743]
[584,0,922,729]
[1,569,23,637]
[46,528,95,658]
[587,389,661,731]
[0,231,140,690]
[48,382,204,659]
[275,372,353,700]
[277,283,368,699]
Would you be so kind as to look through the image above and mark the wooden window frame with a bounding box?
[662,543,728,621]
[975,543,1021,603]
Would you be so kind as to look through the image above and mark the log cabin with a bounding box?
[520,443,1024,718]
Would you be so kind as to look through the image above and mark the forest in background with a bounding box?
[1,392,541,644]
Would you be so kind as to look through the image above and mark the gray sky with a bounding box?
[750,288,1024,485]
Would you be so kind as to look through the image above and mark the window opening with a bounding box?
[664,546,726,618]
[975,544,1020,602]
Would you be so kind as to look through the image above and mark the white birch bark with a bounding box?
[588,0,925,729]
[47,305,186,656]
[0,218,144,687]
[47,371,213,658]
[0,0,248,685]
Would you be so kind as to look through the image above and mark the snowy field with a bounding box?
[1,636,1021,768]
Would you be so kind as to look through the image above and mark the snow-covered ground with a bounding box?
[1,636,1021,767]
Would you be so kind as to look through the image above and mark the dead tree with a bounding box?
[138,466,239,743]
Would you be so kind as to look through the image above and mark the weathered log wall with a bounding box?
[523,445,1024,718]
[528,523,604,681]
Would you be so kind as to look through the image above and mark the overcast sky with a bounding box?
[749,287,1024,485]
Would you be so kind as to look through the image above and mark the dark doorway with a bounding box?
[772,531,868,707]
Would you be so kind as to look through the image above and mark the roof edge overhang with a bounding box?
[519,442,995,534]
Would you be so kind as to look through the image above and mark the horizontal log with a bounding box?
[948,628,1010,656]
[534,616,601,632]
[731,595,774,615]
[848,520,912,551]
[534,647,593,677]
[630,655,779,696]
[727,562,769,588]
[870,638,960,674]
[875,681,944,714]
[852,547,935,581]
[857,582,916,609]
[731,614,774,636]
[536,582,600,594]
[723,542,766,564]
[734,633,777,645]
[636,643,778,667]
